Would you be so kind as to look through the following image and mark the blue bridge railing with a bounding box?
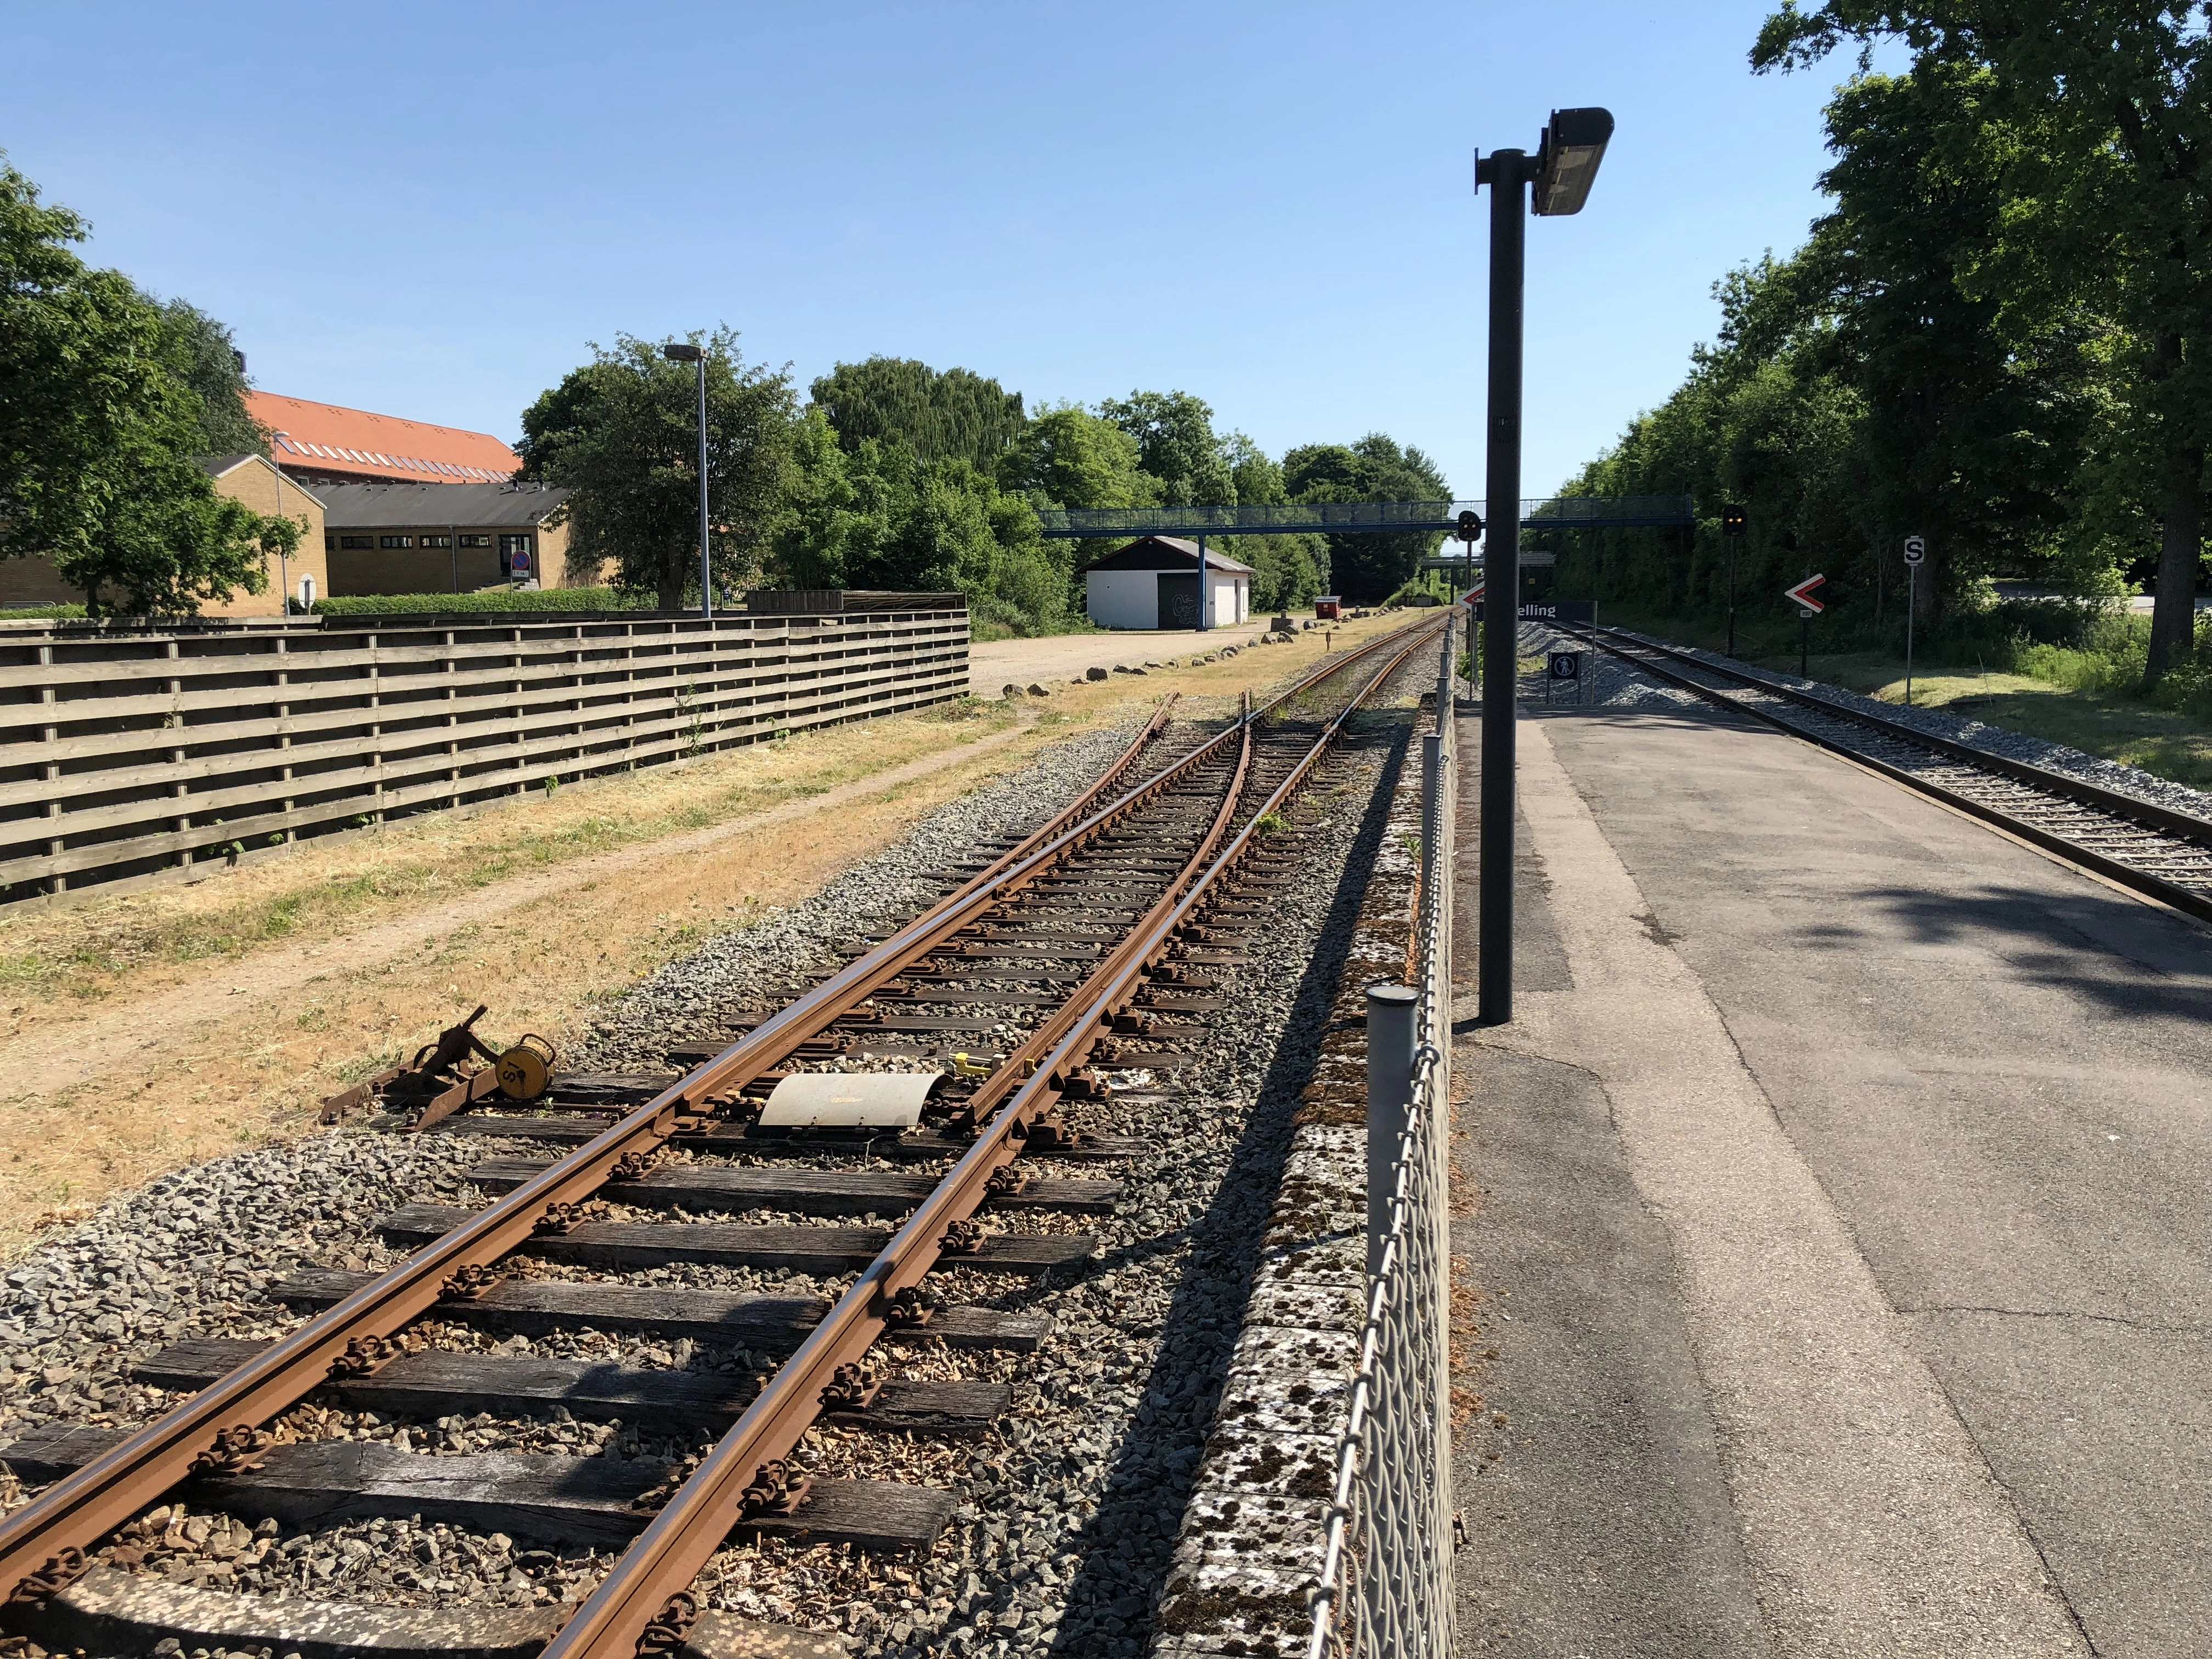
[1032,496,1694,538]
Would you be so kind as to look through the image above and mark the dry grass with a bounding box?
[0,611,1416,1259]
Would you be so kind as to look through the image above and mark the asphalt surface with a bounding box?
[1449,698,2209,1657]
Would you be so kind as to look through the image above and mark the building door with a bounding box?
[1158,572,1200,629]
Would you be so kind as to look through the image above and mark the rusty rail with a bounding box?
[0,614,1438,1611]
[541,625,1435,1658]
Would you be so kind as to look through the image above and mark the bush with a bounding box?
[313,589,658,617]
[0,603,88,620]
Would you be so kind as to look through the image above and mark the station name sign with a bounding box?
[1469,600,1596,623]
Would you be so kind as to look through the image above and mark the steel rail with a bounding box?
[1562,622,2212,926]
[541,619,1440,1659]
[936,691,1180,909]
[0,616,1436,1604]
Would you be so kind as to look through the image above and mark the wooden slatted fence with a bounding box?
[0,603,968,906]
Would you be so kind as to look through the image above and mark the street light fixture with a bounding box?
[1474,106,1613,1027]
[1531,107,1615,217]
[662,341,712,618]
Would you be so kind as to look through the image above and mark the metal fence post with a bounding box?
[1366,984,1418,1278]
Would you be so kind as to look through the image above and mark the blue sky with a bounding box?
[3,1,1882,497]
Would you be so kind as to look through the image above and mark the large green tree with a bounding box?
[1756,0,2212,680]
[0,159,284,614]
[156,300,266,457]
[1218,432,1328,611]
[1284,434,1450,602]
[1801,63,2092,602]
[995,404,1159,510]
[773,409,1066,629]
[809,357,1026,470]
[1099,390,1237,506]
[520,329,797,608]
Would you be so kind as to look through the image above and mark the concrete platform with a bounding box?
[1451,699,2211,1658]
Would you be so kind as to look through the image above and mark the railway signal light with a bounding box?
[1455,509,1484,543]
[1722,504,1747,657]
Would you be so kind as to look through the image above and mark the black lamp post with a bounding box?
[1474,106,1613,1027]
[663,342,710,617]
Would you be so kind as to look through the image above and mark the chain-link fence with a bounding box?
[1308,618,1460,1659]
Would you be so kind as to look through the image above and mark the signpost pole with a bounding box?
[1800,561,1810,678]
[696,353,712,620]
[1906,564,1917,706]
[1477,148,1528,1027]
[1903,533,1926,707]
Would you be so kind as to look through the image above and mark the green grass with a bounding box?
[1601,601,2212,792]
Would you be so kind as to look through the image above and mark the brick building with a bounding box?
[320,482,588,594]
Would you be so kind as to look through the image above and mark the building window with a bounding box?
[458,534,491,548]
[419,534,453,549]
[380,535,413,549]
[324,535,335,552]
[340,535,374,550]
[498,534,534,557]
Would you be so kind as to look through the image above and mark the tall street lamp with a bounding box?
[663,342,712,618]
[1474,106,1613,1027]
[269,430,292,616]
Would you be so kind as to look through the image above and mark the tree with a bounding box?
[1755,0,2212,682]
[810,358,1026,470]
[995,404,1159,510]
[1284,434,1450,602]
[520,329,797,608]
[772,414,1069,632]
[156,299,266,457]
[1802,64,2092,605]
[0,159,281,614]
[1218,432,1328,610]
[1099,390,1237,505]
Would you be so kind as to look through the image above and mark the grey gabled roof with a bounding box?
[318,482,569,529]
[1080,535,1255,576]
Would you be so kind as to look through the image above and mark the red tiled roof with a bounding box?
[245,391,520,483]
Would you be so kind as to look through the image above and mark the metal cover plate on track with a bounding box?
[759,1071,943,1129]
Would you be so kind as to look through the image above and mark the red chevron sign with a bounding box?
[1785,573,1826,613]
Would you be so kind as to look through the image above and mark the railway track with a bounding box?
[1558,622,2212,924]
[0,614,1444,1659]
